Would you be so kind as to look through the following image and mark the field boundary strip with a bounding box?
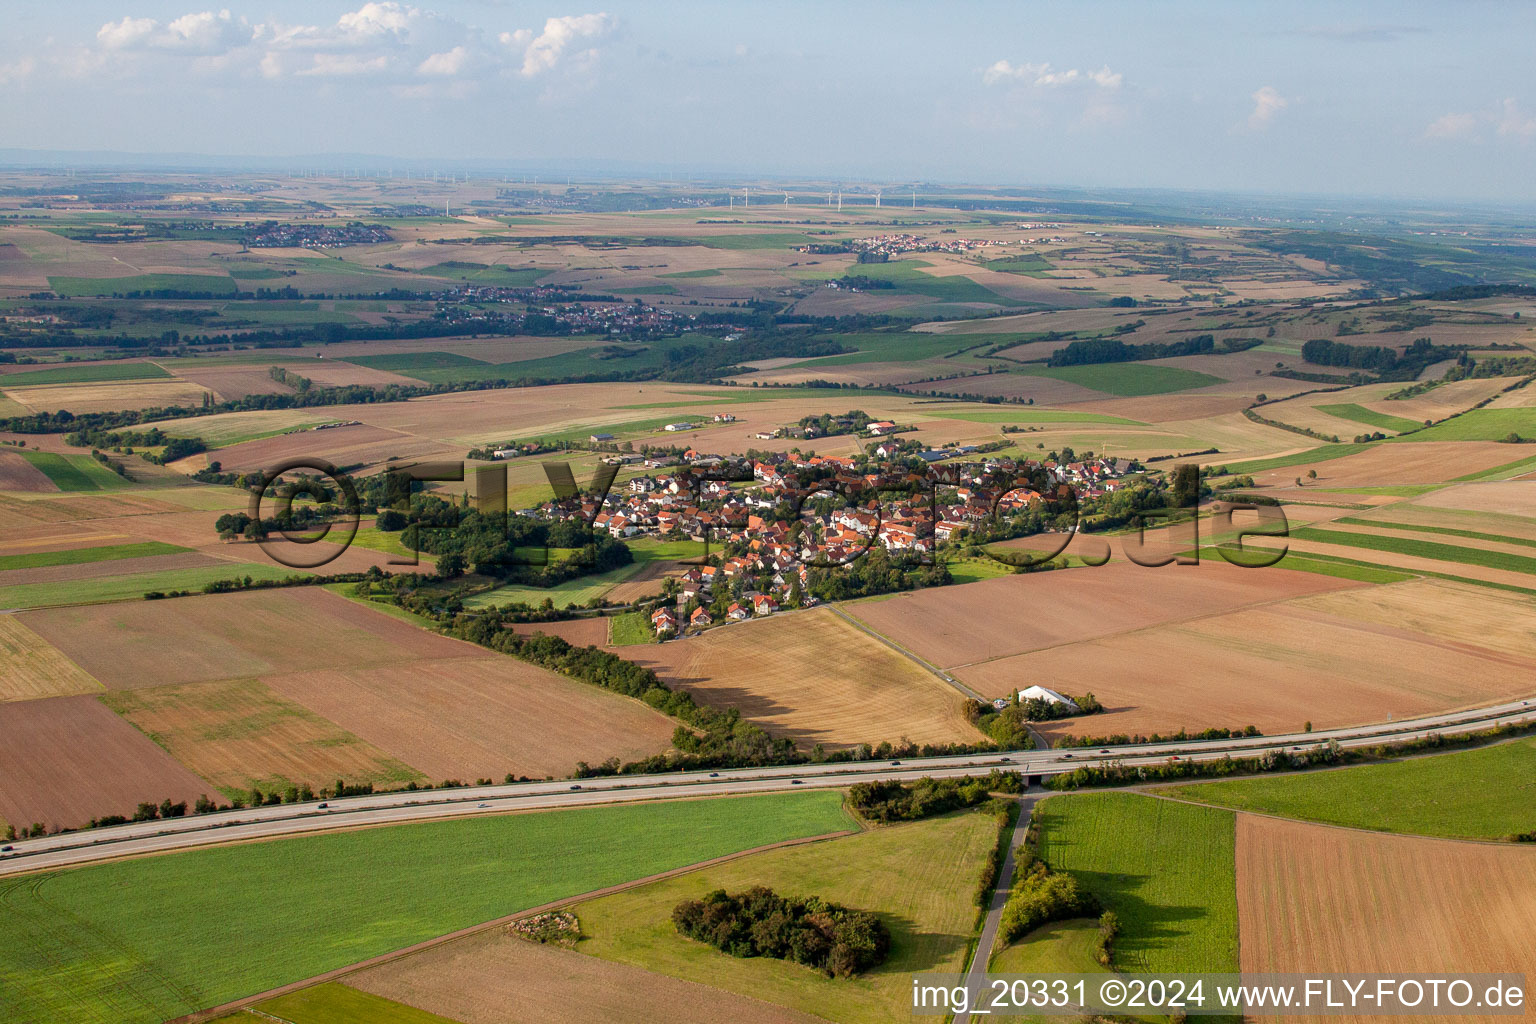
[826,603,987,702]
[163,827,859,1024]
[1137,783,1536,850]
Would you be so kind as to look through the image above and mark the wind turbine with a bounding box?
[743,187,749,208]
[875,190,882,208]
[783,192,790,206]
[826,192,832,206]
[837,191,842,212]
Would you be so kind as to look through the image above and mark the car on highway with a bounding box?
[570,785,582,790]
[0,845,12,852]
[1099,748,1110,753]
[891,760,901,765]
[317,803,328,809]
[478,803,491,808]
[1062,753,1073,759]
[791,779,803,785]
[708,772,719,777]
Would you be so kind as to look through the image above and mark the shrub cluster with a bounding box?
[998,861,1101,944]
[847,772,1022,823]
[671,887,890,978]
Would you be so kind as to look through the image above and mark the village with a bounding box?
[509,424,1136,641]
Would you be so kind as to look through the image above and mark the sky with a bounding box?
[1,1,1533,201]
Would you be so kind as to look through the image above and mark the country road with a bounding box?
[1,698,1531,877]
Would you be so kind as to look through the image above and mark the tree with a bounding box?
[437,552,467,577]
[1306,469,1317,479]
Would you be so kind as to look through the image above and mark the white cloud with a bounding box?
[0,56,37,86]
[982,60,1121,89]
[1422,99,1536,143]
[96,10,251,55]
[1424,111,1479,140]
[295,53,391,77]
[513,13,613,76]
[1247,85,1288,130]
[97,16,159,50]
[417,45,468,76]
[40,4,617,93]
[1497,97,1536,138]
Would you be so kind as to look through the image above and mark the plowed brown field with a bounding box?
[0,695,208,829]
[624,607,983,749]
[351,931,825,1024]
[1237,815,1536,1024]
[847,561,1354,670]
[263,655,677,781]
[101,678,424,795]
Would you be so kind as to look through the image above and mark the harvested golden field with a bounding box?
[281,362,420,389]
[3,379,211,414]
[623,607,984,749]
[17,588,472,690]
[848,561,1354,670]
[0,450,56,492]
[0,550,218,588]
[173,366,295,401]
[204,422,440,473]
[0,615,104,702]
[1237,815,1536,1024]
[351,931,825,1024]
[958,580,1536,739]
[262,654,678,782]
[1415,480,1536,516]
[0,522,137,557]
[1286,578,1536,662]
[0,694,209,829]
[100,677,424,796]
[1254,442,1520,487]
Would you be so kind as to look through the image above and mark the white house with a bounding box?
[1016,685,1079,711]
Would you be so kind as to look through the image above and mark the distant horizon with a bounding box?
[5,147,1536,216]
[3,2,1534,204]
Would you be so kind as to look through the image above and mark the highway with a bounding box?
[2,697,1531,877]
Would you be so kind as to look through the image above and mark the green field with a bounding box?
[0,540,189,572]
[1033,793,1238,975]
[778,330,971,368]
[0,562,303,610]
[1389,408,1536,442]
[1216,443,1377,476]
[0,792,853,1024]
[19,451,135,491]
[607,609,653,645]
[946,556,1018,585]
[47,273,237,297]
[1316,403,1425,434]
[247,984,461,1024]
[343,351,489,371]
[1268,550,1415,583]
[660,268,722,278]
[1016,363,1223,397]
[931,408,1147,426]
[460,560,648,610]
[983,255,1056,277]
[1158,737,1536,840]
[835,259,1025,306]
[418,264,548,287]
[572,807,994,1024]
[1451,452,1536,482]
[1331,516,1536,550]
[1313,484,1445,497]
[1290,526,1536,574]
[699,232,819,250]
[1,361,172,386]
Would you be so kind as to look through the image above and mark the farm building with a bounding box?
[1017,685,1079,711]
